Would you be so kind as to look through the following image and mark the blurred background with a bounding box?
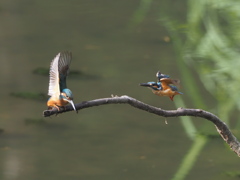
[0,0,240,179]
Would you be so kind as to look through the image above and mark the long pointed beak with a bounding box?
[139,83,151,87]
[67,99,77,112]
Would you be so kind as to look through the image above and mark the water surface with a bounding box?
[0,1,238,180]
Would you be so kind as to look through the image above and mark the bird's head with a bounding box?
[61,89,76,111]
[139,82,161,91]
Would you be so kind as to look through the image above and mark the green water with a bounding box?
[0,0,239,180]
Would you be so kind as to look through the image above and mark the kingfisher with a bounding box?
[140,71,183,101]
[47,52,77,112]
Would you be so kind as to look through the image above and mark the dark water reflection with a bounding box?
[0,0,238,180]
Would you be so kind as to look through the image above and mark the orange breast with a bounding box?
[152,89,178,97]
[47,97,68,108]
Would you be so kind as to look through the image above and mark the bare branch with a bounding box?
[43,95,240,156]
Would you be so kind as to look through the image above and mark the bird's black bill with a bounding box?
[139,83,151,87]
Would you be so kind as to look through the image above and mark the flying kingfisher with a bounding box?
[140,71,183,101]
[47,52,77,111]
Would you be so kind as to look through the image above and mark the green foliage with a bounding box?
[185,0,240,123]
[172,135,208,180]
[164,0,240,179]
[161,0,240,124]
[130,0,240,180]
[174,97,197,140]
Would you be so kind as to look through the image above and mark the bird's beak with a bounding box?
[139,83,151,87]
[67,99,77,112]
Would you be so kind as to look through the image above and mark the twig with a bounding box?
[43,95,240,156]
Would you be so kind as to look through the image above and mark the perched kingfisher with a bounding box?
[47,52,77,111]
[140,71,183,101]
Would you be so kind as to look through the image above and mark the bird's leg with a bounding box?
[49,105,61,112]
[47,105,60,116]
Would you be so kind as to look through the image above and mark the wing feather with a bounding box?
[58,52,72,91]
[48,53,60,96]
[58,52,72,75]
[160,78,180,90]
[160,78,180,86]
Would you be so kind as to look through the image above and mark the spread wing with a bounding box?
[58,52,72,91]
[48,53,60,97]
[160,78,180,90]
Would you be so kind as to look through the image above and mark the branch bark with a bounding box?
[43,95,240,157]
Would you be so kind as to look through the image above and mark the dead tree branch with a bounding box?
[43,95,240,156]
